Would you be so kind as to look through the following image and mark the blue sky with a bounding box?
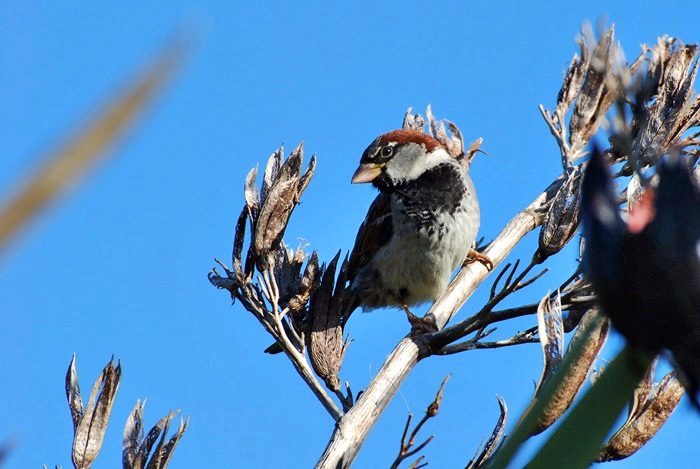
[1,1,698,467]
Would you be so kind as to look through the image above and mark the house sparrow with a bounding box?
[347,129,488,332]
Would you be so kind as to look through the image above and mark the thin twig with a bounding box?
[217,265,343,422]
[389,376,449,469]
[437,326,539,355]
[265,268,344,421]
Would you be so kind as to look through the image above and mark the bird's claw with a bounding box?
[402,304,438,333]
[464,248,494,271]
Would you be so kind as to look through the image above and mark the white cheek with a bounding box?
[386,149,453,183]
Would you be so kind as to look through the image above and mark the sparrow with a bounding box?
[346,129,488,332]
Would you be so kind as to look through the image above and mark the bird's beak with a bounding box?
[351,163,383,184]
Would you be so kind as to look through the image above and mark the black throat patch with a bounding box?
[394,162,466,232]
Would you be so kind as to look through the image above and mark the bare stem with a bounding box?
[238,270,344,422]
[389,377,448,469]
[437,326,539,355]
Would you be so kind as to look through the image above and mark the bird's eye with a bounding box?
[381,146,394,157]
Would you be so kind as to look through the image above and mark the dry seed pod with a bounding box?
[123,402,189,469]
[243,166,260,215]
[67,356,122,469]
[597,371,684,462]
[231,206,250,286]
[556,52,587,117]
[466,396,508,469]
[273,245,306,307]
[261,147,283,205]
[251,143,316,270]
[633,39,700,168]
[426,105,465,161]
[531,309,609,435]
[309,252,350,392]
[460,137,484,172]
[402,107,426,132]
[286,251,321,315]
[534,166,583,263]
[445,120,465,159]
[535,293,565,389]
[569,28,618,158]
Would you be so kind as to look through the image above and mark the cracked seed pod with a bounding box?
[568,27,620,159]
[531,309,609,435]
[402,107,426,132]
[249,143,316,271]
[632,39,700,168]
[535,293,565,390]
[67,356,122,469]
[534,165,583,263]
[403,105,482,171]
[261,147,283,206]
[273,244,306,308]
[285,250,321,315]
[308,252,350,392]
[123,401,189,469]
[597,370,684,462]
[228,206,251,294]
[466,396,507,469]
[556,49,587,118]
[426,105,464,161]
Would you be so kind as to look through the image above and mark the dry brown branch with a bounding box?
[436,326,538,355]
[389,376,449,469]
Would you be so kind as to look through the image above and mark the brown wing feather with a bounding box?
[347,193,394,284]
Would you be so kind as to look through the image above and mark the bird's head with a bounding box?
[351,129,450,191]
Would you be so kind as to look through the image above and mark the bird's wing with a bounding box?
[347,193,394,284]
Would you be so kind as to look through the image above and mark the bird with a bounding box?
[582,147,700,406]
[346,128,489,332]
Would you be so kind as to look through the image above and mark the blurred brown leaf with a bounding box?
[0,39,188,255]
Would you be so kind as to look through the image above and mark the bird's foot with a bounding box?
[463,248,494,271]
[402,304,438,333]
